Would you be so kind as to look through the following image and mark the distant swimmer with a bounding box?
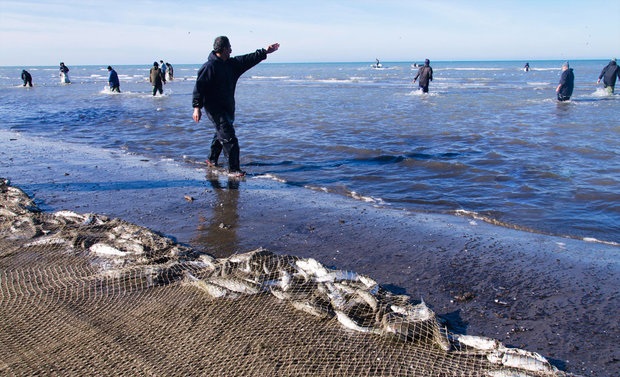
[556,61,574,102]
[59,62,70,84]
[149,61,166,96]
[524,62,530,72]
[597,58,620,94]
[107,66,121,93]
[21,70,32,87]
[413,59,433,93]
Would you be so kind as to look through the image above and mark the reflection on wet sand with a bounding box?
[193,173,240,258]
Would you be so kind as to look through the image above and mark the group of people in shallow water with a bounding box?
[528,59,619,101]
[20,60,175,95]
[413,58,619,101]
[553,58,619,101]
[19,58,619,101]
[15,44,620,178]
[148,61,174,96]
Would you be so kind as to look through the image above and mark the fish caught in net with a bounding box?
[0,178,576,376]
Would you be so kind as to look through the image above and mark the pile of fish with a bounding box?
[1,178,566,376]
[181,249,561,375]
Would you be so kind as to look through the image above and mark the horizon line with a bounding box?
[0,57,613,68]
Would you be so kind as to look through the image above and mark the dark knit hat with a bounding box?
[213,36,231,53]
[424,59,430,65]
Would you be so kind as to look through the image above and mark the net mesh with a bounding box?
[0,179,575,376]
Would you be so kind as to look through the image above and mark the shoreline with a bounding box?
[2,130,619,376]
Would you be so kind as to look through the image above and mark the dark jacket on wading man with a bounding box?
[556,61,574,102]
[192,36,280,175]
[597,58,620,94]
[149,62,165,96]
[413,59,433,93]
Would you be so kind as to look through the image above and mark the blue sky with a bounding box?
[0,0,617,66]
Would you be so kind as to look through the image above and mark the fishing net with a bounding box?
[0,178,575,376]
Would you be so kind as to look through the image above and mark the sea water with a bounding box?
[1,60,618,244]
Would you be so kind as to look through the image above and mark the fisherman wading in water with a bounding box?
[192,36,280,177]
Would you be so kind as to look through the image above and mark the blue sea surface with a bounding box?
[1,60,618,244]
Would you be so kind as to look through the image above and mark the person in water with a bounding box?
[159,60,167,81]
[21,70,32,87]
[597,58,620,94]
[556,61,574,102]
[165,62,174,81]
[149,61,166,96]
[59,62,70,83]
[524,62,530,72]
[192,36,280,176]
[413,58,433,93]
[107,66,120,93]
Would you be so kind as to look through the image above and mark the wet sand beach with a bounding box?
[1,130,618,376]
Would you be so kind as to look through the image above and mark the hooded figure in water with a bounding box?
[556,62,574,101]
[597,58,620,94]
[413,59,433,93]
[21,70,32,87]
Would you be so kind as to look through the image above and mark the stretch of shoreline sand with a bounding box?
[2,129,618,376]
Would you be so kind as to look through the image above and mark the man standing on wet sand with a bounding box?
[192,36,280,177]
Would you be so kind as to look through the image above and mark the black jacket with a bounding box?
[414,65,433,86]
[598,61,620,87]
[192,49,267,115]
[558,68,574,98]
[108,69,120,87]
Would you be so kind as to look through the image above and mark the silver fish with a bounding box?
[184,272,231,299]
[334,310,381,334]
[488,347,556,373]
[207,277,260,295]
[453,334,500,351]
[290,300,331,319]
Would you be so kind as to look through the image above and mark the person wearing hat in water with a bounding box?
[192,36,280,177]
[107,66,120,93]
[21,70,33,87]
[149,61,166,96]
[597,58,620,94]
[556,61,574,102]
[413,59,433,93]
